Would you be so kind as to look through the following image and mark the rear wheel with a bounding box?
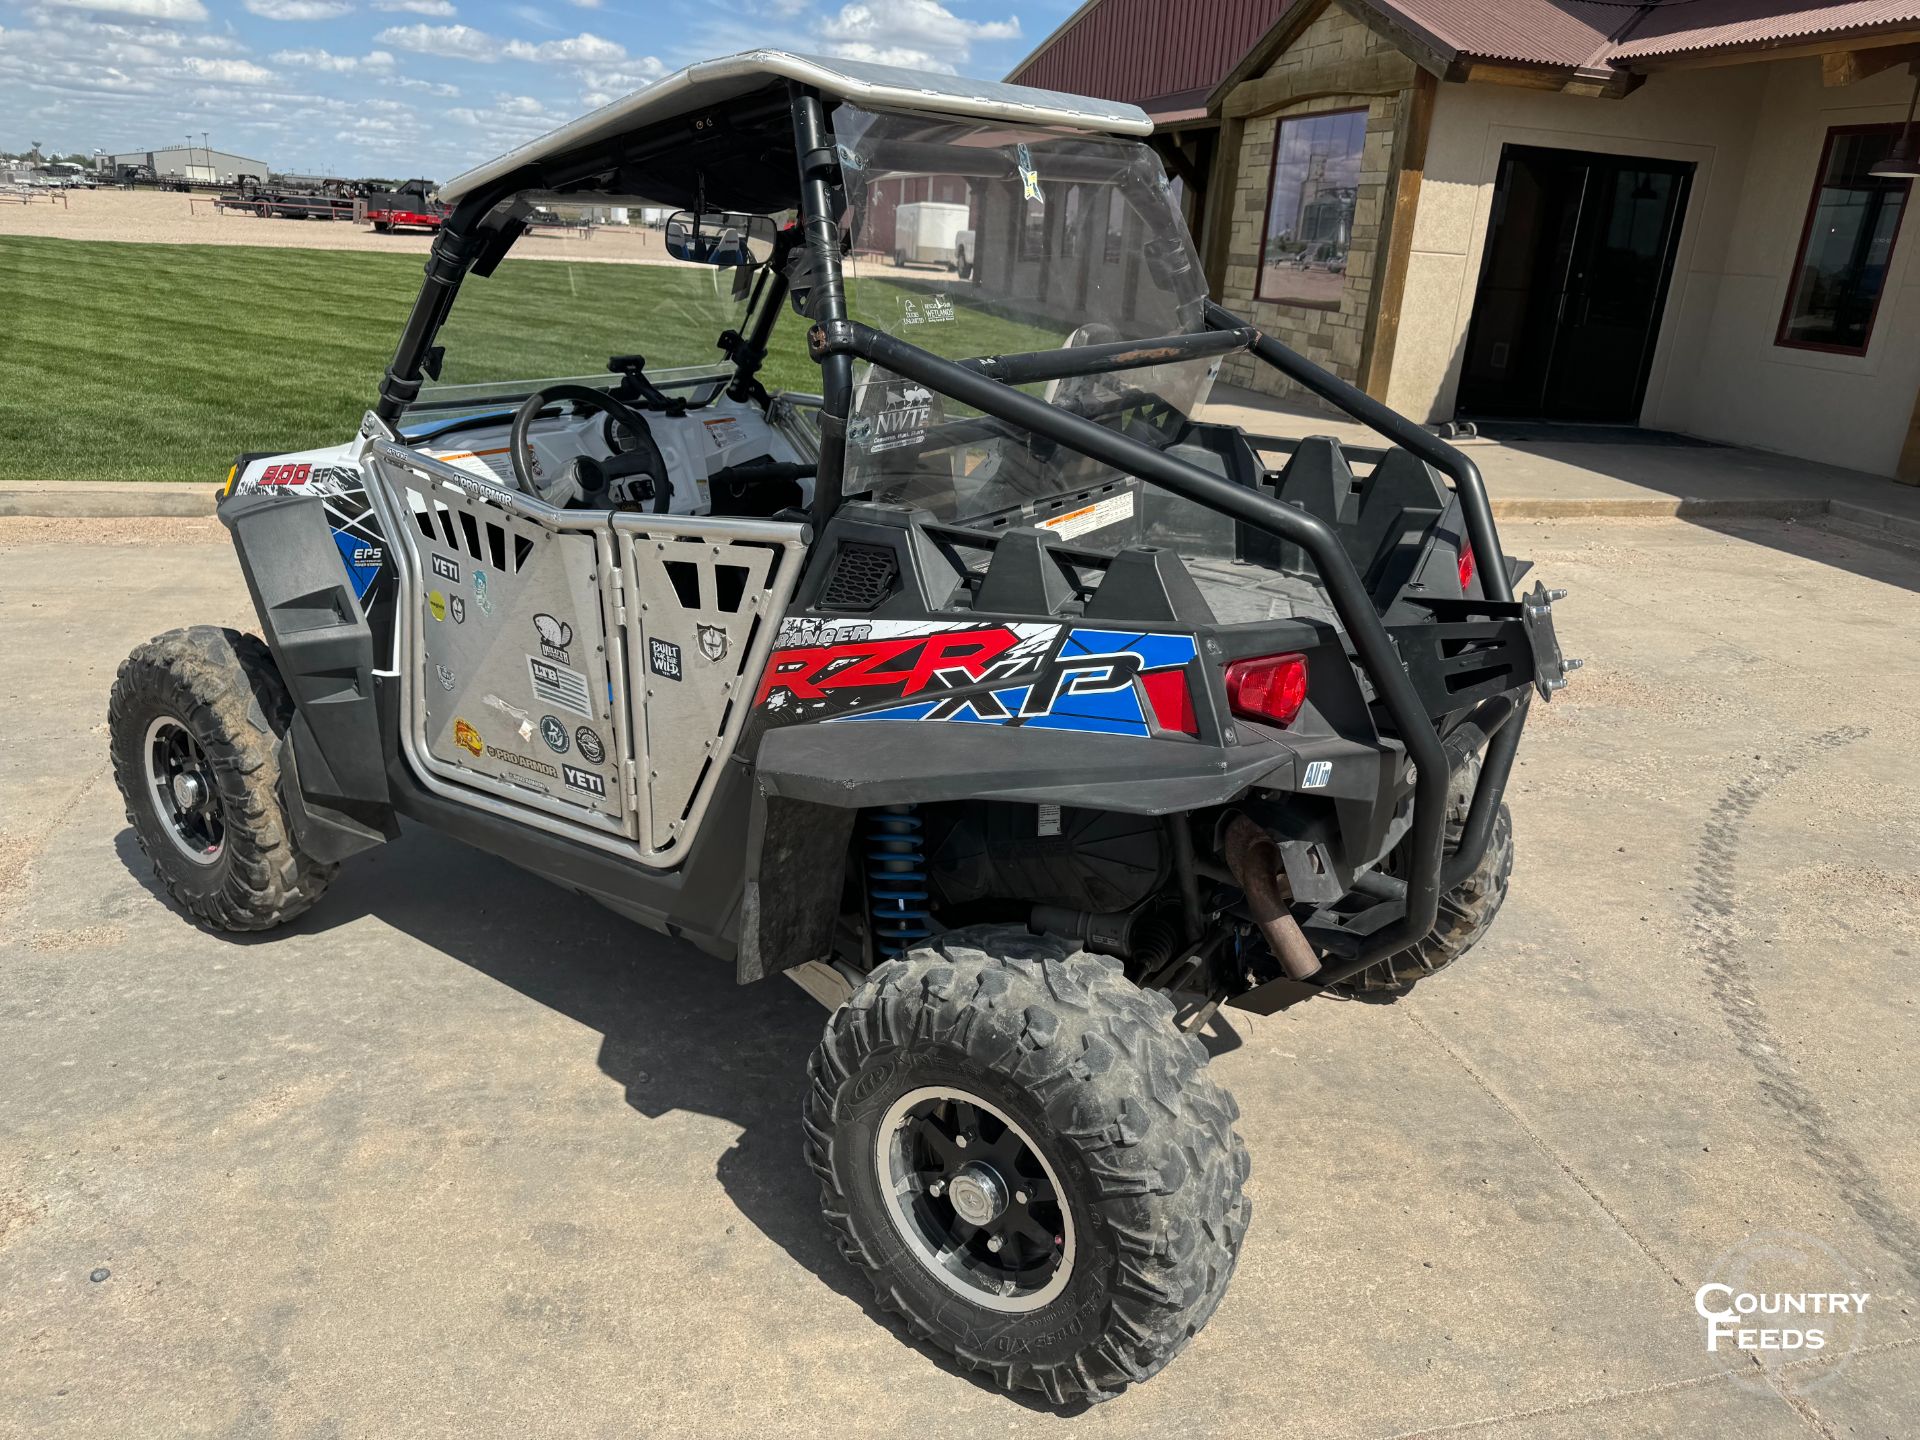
[1343,753,1513,993]
[807,927,1250,1404]
[109,626,335,932]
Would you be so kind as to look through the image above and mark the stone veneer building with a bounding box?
[1012,0,1920,483]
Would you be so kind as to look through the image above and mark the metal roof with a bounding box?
[1611,0,1920,61]
[1007,0,1295,122]
[1359,0,1627,69]
[440,49,1151,205]
[1355,0,1920,71]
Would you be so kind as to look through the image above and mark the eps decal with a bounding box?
[755,620,1198,739]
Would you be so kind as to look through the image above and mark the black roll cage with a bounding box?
[372,82,1527,992]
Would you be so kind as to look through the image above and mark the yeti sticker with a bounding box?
[533,613,573,664]
[696,624,728,663]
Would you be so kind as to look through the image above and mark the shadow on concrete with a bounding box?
[112,819,1080,1413]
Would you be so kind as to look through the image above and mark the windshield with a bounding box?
[831,106,1216,522]
[415,194,790,414]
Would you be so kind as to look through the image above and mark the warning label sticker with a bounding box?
[1039,490,1135,542]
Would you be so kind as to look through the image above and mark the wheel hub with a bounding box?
[170,771,205,810]
[946,1162,1008,1227]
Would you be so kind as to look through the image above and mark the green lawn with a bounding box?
[0,237,1061,484]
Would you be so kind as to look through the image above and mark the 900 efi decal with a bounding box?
[755,619,1199,739]
[235,456,387,603]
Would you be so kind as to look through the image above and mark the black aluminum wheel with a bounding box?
[876,1087,1074,1312]
[142,716,224,864]
[807,927,1250,1404]
[109,626,336,932]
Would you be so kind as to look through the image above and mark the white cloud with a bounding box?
[818,0,1016,69]
[272,46,396,72]
[821,41,951,72]
[243,0,353,18]
[371,0,453,11]
[182,56,274,83]
[502,30,622,63]
[569,0,602,8]
[393,72,460,96]
[578,58,664,94]
[35,0,208,20]
[378,22,631,69]
[376,21,497,58]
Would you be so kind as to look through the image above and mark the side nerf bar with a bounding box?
[809,315,1521,975]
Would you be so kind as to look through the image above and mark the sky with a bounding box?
[0,0,1078,179]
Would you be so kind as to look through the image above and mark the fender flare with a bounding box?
[223,489,397,861]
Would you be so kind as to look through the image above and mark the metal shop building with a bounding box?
[105,145,270,185]
[1009,0,1920,483]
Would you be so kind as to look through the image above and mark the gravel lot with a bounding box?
[0,188,674,264]
[1,513,1915,1438]
[0,189,948,280]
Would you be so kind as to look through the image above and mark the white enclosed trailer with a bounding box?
[891,200,970,268]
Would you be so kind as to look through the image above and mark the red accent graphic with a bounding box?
[259,462,312,487]
[756,627,1021,705]
[1141,668,1198,736]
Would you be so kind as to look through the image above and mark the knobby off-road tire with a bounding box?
[1346,753,1514,994]
[109,626,335,931]
[805,926,1251,1405]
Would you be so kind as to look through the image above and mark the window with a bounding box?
[1777,125,1912,354]
[1256,109,1366,308]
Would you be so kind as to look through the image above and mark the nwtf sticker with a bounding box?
[528,656,594,719]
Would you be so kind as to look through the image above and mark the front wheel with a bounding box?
[109,626,335,932]
[806,928,1250,1404]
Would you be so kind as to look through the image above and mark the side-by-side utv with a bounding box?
[108,52,1572,1404]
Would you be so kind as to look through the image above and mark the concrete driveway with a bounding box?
[1,512,1915,1438]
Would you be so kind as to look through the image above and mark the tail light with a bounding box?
[1224,653,1308,728]
[1457,544,1476,591]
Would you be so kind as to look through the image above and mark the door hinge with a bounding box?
[609,565,629,628]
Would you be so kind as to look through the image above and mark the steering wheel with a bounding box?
[509,384,670,510]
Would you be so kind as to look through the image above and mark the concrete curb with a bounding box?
[1487,496,1828,520]
[1828,498,1920,546]
[0,484,1911,538]
[0,482,218,518]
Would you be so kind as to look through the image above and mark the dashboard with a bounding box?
[411,394,814,516]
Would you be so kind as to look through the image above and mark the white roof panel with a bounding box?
[439,49,1151,205]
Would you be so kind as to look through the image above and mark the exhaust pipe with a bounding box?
[1222,814,1322,980]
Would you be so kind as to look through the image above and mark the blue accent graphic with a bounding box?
[332,529,383,601]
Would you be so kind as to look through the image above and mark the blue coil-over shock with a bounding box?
[867,805,932,959]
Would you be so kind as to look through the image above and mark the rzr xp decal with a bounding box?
[755,619,1199,739]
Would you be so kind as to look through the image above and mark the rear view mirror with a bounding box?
[664,211,778,267]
